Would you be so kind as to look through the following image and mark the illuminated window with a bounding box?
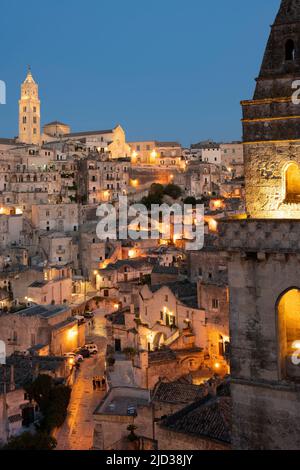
[285,163,300,202]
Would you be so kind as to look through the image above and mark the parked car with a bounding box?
[63,352,76,359]
[84,343,98,355]
[75,347,90,358]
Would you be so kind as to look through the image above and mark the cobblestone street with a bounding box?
[54,308,108,450]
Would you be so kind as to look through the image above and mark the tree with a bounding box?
[163,184,182,200]
[24,375,71,433]
[3,432,57,450]
[24,374,53,412]
[43,385,71,432]
[141,193,163,210]
[149,183,164,198]
[184,196,197,205]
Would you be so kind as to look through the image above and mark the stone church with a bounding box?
[220,0,300,449]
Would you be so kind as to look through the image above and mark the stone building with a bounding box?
[220,0,300,450]
[43,121,71,138]
[0,213,23,249]
[129,141,184,169]
[173,160,220,198]
[191,141,221,164]
[198,279,229,375]
[137,282,206,351]
[63,125,131,159]
[93,386,152,450]
[27,265,73,305]
[96,258,155,299]
[155,392,231,450]
[220,142,244,178]
[0,304,85,356]
[77,155,130,205]
[31,203,79,233]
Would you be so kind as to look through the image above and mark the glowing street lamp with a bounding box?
[130,179,139,188]
[128,249,136,259]
[67,328,78,341]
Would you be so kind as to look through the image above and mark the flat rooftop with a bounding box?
[101,395,149,416]
[94,386,150,417]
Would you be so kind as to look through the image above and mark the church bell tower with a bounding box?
[219,0,300,449]
[18,67,41,145]
[243,0,300,219]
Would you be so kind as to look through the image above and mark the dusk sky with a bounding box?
[0,0,280,146]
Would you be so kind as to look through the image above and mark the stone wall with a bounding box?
[220,218,300,449]
[232,382,300,450]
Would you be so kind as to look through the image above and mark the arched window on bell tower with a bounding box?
[285,163,300,203]
[277,289,300,380]
[285,39,295,61]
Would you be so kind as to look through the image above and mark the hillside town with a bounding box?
[1,0,300,452]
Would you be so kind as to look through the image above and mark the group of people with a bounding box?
[92,375,106,391]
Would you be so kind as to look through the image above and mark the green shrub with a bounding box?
[43,384,71,432]
[163,184,182,200]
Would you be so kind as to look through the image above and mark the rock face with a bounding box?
[224,0,300,450]
[242,0,300,218]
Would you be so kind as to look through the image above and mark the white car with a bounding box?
[84,343,98,355]
[63,352,76,358]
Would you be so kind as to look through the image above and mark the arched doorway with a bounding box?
[277,288,300,379]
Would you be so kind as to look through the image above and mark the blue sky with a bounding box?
[0,0,280,146]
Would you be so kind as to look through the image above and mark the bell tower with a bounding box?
[219,0,300,449]
[243,0,300,219]
[18,67,41,145]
